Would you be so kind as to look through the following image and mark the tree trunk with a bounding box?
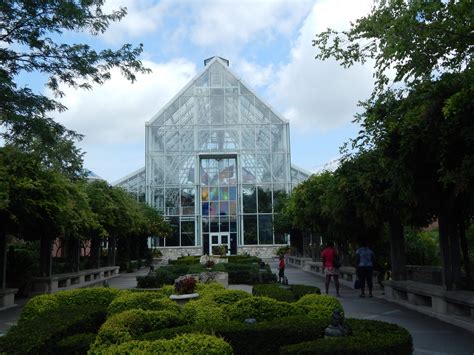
[458,217,471,287]
[90,237,101,269]
[107,235,116,266]
[66,237,80,272]
[438,198,453,290]
[449,220,462,289]
[40,237,52,277]
[388,215,407,280]
[0,231,6,289]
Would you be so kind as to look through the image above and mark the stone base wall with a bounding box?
[160,245,286,260]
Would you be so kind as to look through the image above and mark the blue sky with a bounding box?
[39,0,375,182]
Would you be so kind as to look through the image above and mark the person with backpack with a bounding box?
[355,241,375,298]
[321,241,341,297]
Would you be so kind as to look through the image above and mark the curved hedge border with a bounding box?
[227,296,296,322]
[253,284,321,303]
[107,290,180,316]
[92,309,186,349]
[280,318,413,355]
[90,334,233,355]
[141,316,328,355]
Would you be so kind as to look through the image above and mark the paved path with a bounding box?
[272,261,474,355]
[1,262,474,354]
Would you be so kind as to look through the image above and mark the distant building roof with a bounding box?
[84,169,104,181]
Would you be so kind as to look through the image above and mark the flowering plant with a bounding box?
[174,276,197,295]
[205,260,215,268]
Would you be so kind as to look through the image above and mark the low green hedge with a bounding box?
[253,284,322,302]
[92,309,186,348]
[227,296,296,322]
[107,290,180,316]
[141,316,327,355]
[227,255,262,264]
[0,304,106,354]
[19,288,120,323]
[91,334,233,355]
[168,256,201,265]
[279,318,413,355]
[293,294,343,322]
[55,333,96,354]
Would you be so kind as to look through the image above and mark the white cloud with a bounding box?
[100,0,170,43]
[270,0,374,132]
[53,58,197,144]
[189,0,312,50]
[235,60,274,88]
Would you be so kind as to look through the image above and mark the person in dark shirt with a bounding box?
[278,255,285,283]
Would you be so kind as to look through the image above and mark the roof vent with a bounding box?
[204,56,229,67]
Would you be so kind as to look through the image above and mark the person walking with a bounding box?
[321,241,340,297]
[278,255,286,284]
[355,241,375,298]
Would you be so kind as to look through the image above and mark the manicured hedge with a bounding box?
[19,287,120,322]
[227,255,262,264]
[227,296,296,322]
[279,318,413,355]
[55,333,96,354]
[168,256,201,265]
[92,309,186,348]
[293,294,343,322]
[107,290,180,316]
[91,334,233,355]
[203,289,251,306]
[253,284,296,302]
[0,304,106,354]
[141,316,328,355]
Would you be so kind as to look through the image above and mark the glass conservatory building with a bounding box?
[114,57,310,258]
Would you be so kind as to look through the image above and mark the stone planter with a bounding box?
[169,293,199,307]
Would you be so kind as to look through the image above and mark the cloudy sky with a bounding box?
[49,0,375,183]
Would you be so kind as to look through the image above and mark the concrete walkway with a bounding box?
[2,263,474,354]
[272,261,474,355]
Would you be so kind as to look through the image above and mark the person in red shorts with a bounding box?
[321,241,340,297]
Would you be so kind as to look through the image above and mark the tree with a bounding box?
[0,1,150,175]
[313,0,473,93]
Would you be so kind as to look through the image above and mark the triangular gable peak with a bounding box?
[147,56,288,127]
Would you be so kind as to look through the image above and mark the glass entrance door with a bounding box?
[209,233,230,256]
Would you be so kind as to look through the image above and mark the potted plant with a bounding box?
[170,275,199,306]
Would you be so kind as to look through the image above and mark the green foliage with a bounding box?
[183,301,226,326]
[204,289,251,306]
[313,0,473,94]
[169,256,201,265]
[227,296,295,322]
[405,229,440,266]
[93,309,185,348]
[91,334,233,355]
[107,291,179,316]
[227,255,262,264]
[0,304,106,355]
[141,316,327,355]
[253,284,321,302]
[294,294,343,322]
[280,318,413,355]
[55,333,96,355]
[276,245,291,257]
[5,242,39,296]
[19,288,120,322]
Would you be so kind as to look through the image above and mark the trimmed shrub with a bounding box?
[107,290,179,316]
[93,309,185,348]
[168,256,201,265]
[290,284,321,300]
[227,296,295,322]
[91,334,233,355]
[207,289,252,306]
[253,284,296,302]
[141,316,327,355]
[55,333,96,354]
[0,305,106,355]
[195,281,226,295]
[19,288,120,323]
[279,318,413,355]
[227,255,262,264]
[294,294,343,322]
[183,300,226,326]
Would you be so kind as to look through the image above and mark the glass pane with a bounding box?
[210,202,218,216]
[221,235,228,243]
[180,130,194,151]
[153,188,164,212]
[220,187,229,200]
[202,217,209,233]
[210,187,219,201]
[210,219,219,232]
[202,187,209,201]
[165,188,180,215]
[242,185,257,213]
[202,202,209,215]
[220,201,229,216]
[259,215,273,244]
[152,156,164,184]
[212,235,218,244]
[165,217,179,246]
[229,201,237,215]
[229,186,237,201]
[257,185,272,213]
[241,126,255,150]
[256,154,271,183]
[165,130,179,152]
[271,124,285,151]
[152,127,164,152]
[241,154,256,183]
[256,125,270,150]
[181,188,195,215]
[225,95,239,124]
[272,154,286,182]
[273,184,288,211]
[181,220,195,246]
[243,215,258,244]
[210,95,224,124]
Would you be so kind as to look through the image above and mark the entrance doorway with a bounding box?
[209,233,230,256]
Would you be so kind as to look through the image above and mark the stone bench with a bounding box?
[384,280,474,331]
[0,288,18,310]
[31,266,120,294]
[287,256,377,289]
